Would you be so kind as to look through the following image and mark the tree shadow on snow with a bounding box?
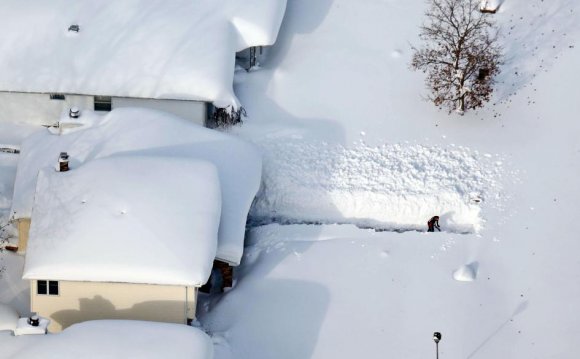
[466,300,529,359]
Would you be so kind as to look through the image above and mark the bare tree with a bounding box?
[411,0,502,114]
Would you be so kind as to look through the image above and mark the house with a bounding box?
[0,0,287,126]
[24,156,221,332]
[10,108,263,331]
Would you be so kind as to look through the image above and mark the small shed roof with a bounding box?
[23,156,221,286]
[0,0,287,107]
[11,320,214,359]
[12,108,262,265]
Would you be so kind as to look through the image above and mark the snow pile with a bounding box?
[0,0,286,108]
[24,157,221,286]
[452,262,478,282]
[7,320,213,359]
[12,108,261,265]
[250,138,503,233]
[203,0,580,358]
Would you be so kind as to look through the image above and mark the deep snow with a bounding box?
[0,0,286,108]
[0,0,579,358]
[200,0,580,358]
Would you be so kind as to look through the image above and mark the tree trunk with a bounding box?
[457,95,465,114]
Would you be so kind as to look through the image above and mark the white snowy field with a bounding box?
[233,0,579,232]
[201,0,580,358]
[202,225,531,358]
[0,0,579,358]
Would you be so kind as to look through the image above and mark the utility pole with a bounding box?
[433,332,442,359]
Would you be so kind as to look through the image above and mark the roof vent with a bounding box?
[68,24,80,32]
[27,315,40,327]
[69,107,80,118]
[58,152,70,172]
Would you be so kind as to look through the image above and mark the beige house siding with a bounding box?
[16,218,31,255]
[30,280,197,332]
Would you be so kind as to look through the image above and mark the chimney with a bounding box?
[69,107,80,119]
[58,152,69,172]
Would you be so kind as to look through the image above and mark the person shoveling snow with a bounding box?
[427,216,441,232]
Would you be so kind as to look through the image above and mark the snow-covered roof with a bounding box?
[23,156,221,286]
[0,0,286,107]
[11,320,214,359]
[12,108,261,265]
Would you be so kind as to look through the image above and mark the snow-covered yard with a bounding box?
[199,0,580,358]
[1,0,579,358]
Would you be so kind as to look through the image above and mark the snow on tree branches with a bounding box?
[411,0,502,114]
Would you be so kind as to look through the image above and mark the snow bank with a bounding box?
[229,0,288,49]
[452,262,478,282]
[0,303,18,332]
[202,224,497,359]
[9,320,213,359]
[23,157,220,286]
[12,108,261,265]
[0,0,286,108]
[250,139,503,233]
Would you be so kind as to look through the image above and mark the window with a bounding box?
[94,96,112,111]
[37,280,59,295]
[50,93,65,100]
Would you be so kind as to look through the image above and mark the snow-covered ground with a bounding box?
[1,0,580,358]
[199,0,580,358]
[233,0,579,232]
[249,139,506,233]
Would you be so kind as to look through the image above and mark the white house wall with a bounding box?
[0,92,92,125]
[111,97,207,126]
[0,92,207,126]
